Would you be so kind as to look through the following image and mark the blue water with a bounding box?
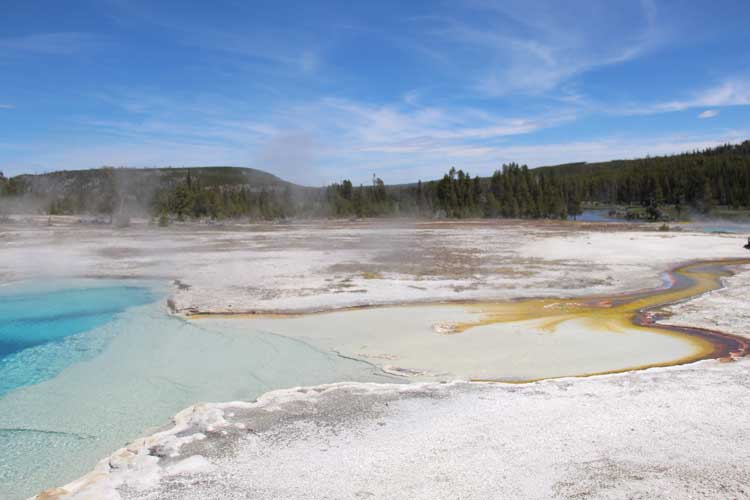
[571,209,636,222]
[0,281,385,499]
[686,222,750,234]
[573,211,750,233]
[0,281,155,396]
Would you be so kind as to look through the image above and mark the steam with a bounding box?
[1,167,193,219]
[255,131,322,186]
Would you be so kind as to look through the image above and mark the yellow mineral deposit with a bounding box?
[192,260,750,383]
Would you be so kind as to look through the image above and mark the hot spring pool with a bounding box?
[0,280,385,500]
[0,281,156,396]
[3,261,746,499]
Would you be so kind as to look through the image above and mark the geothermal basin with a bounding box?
[196,259,749,382]
[2,216,749,499]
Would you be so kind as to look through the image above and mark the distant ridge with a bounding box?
[11,166,293,191]
[0,166,300,216]
[2,140,749,219]
[6,140,750,192]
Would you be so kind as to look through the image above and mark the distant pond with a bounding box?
[570,209,637,222]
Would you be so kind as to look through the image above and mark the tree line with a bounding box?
[3,140,750,220]
[158,140,750,220]
[538,141,750,214]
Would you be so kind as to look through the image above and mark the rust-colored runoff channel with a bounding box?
[190,259,750,382]
[461,259,750,382]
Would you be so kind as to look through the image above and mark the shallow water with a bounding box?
[206,305,705,382]
[0,282,386,500]
[5,261,748,499]
[200,260,749,382]
[570,209,637,222]
[0,281,155,396]
[686,221,750,234]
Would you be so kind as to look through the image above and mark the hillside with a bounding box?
[530,141,750,211]
[2,140,750,220]
[355,140,750,219]
[9,166,291,193]
[0,166,296,216]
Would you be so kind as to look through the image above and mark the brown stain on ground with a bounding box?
[189,259,750,382]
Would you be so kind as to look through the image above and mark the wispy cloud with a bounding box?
[0,104,15,109]
[8,87,575,182]
[0,32,102,56]
[307,128,750,183]
[2,1,746,183]
[8,114,746,184]
[402,90,420,106]
[17,84,743,184]
[415,0,664,96]
[486,130,750,168]
[100,0,324,77]
[188,32,323,76]
[615,78,750,115]
[685,79,750,108]
[272,97,576,182]
[312,97,572,146]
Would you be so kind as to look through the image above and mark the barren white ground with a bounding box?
[2,216,747,314]
[1,217,748,500]
[40,359,750,500]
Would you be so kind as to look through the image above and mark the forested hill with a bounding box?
[328,140,750,219]
[533,140,750,210]
[0,166,298,216]
[2,140,750,220]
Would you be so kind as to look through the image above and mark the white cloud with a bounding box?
[621,78,750,115]
[698,109,719,119]
[100,0,324,77]
[657,79,750,112]
[7,125,747,185]
[313,97,565,146]
[691,79,750,107]
[418,0,663,96]
[486,131,750,168]
[3,89,576,183]
[0,32,101,56]
[402,90,420,106]
[14,85,744,185]
[0,104,15,109]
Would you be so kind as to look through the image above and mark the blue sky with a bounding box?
[1,0,750,184]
